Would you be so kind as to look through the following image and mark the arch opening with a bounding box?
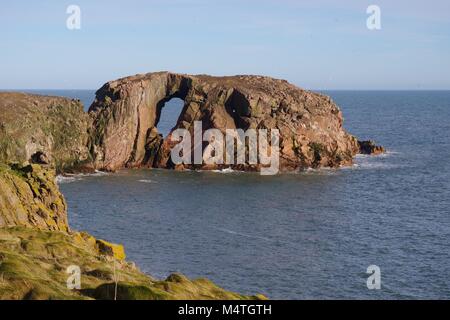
[155,97,185,137]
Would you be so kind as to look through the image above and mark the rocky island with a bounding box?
[0,72,384,300]
[89,72,367,172]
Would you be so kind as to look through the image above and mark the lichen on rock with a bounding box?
[96,239,126,260]
[0,163,68,231]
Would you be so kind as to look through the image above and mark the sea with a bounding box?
[12,89,450,299]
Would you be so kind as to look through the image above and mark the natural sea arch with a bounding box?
[87,72,362,173]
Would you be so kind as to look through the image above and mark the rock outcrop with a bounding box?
[0,163,68,231]
[88,72,361,172]
[358,140,385,155]
[0,92,91,173]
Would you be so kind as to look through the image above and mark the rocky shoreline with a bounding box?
[0,72,384,300]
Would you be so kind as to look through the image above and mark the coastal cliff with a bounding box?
[0,163,265,300]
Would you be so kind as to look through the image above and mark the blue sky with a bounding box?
[1,0,449,89]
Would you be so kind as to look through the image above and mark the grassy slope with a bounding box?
[0,227,264,300]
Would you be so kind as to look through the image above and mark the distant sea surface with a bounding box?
[14,89,450,299]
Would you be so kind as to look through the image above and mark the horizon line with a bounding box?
[2,88,450,92]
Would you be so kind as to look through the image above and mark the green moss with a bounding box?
[1,163,68,232]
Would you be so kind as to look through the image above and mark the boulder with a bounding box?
[358,140,385,155]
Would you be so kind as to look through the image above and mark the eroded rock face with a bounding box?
[89,72,360,172]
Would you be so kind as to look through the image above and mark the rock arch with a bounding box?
[88,72,360,172]
[88,72,192,170]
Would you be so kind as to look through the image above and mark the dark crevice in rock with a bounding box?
[225,89,251,130]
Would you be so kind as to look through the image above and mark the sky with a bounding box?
[1,0,449,90]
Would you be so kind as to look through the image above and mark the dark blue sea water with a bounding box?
[21,89,450,299]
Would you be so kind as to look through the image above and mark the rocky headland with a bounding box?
[0,72,384,299]
[0,92,91,173]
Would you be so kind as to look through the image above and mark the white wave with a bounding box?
[56,170,109,184]
[138,179,157,184]
[352,161,399,170]
[355,150,399,159]
[211,167,238,174]
[91,170,109,176]
[301,167,338,175]
[349,149,401,170]
[56,175,83,184]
